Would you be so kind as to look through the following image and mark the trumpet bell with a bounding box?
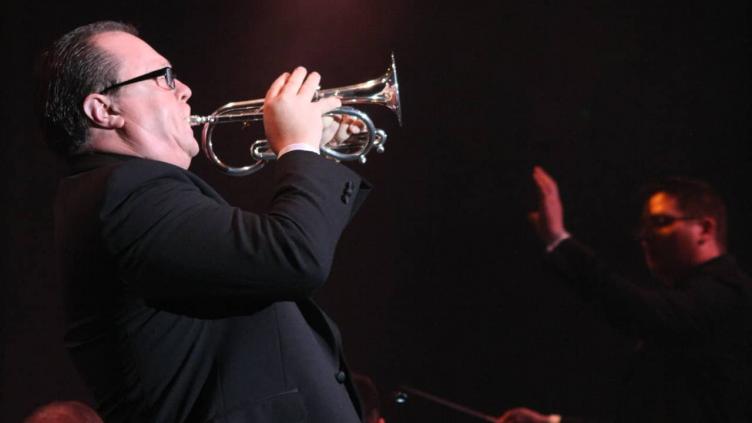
[317,52,401,126]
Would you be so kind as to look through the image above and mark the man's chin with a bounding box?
[186,138,200,158]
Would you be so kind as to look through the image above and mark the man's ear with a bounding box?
[82,93,125,129]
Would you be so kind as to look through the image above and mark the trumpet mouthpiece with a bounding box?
[188,115,213,126]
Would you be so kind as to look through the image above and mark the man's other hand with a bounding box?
[529,166,568,247]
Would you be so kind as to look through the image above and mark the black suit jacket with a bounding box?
[54,151,370,423]
[548,238,752,423]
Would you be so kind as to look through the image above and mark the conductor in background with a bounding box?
[498,167,752,422]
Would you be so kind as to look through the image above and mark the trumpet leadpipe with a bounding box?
[189,113,263,127]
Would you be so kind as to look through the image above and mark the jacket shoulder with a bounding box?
[101,158,204,214]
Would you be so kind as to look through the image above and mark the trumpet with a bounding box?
[190,54,401,176]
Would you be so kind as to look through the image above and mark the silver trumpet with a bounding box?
[190,53,401,176]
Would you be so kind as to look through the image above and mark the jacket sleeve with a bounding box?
[547,238,745,344]
[99,151,370,304]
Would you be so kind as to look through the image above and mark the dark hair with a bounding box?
[641,176,727,248]
[35,21,138,156]
[23,400,103,423]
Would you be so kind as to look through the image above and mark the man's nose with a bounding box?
[176,79,192,102]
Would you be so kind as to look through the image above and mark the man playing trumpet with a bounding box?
[37,20,369,423]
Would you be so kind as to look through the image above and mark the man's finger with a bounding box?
[345,116,365,134]
[316,96,342,114]
[266,72,290,100]
[335,120,351,142]
[279,66,307,96]
[535,166,559,194]
[299,71,321,99]
[534,167,560,198]
[322,115,335,127]
[533,169,550,197]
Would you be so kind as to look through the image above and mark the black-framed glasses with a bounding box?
[634,214,698,239]
[99,67,176,94]
[643,214,698,229]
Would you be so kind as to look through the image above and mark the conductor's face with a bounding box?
[93,31,197,167]
[639,192,703,283]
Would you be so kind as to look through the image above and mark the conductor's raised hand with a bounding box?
[529,166,568,246]
[263,67,342,154]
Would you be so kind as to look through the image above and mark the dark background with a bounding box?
[1,0,750,421]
